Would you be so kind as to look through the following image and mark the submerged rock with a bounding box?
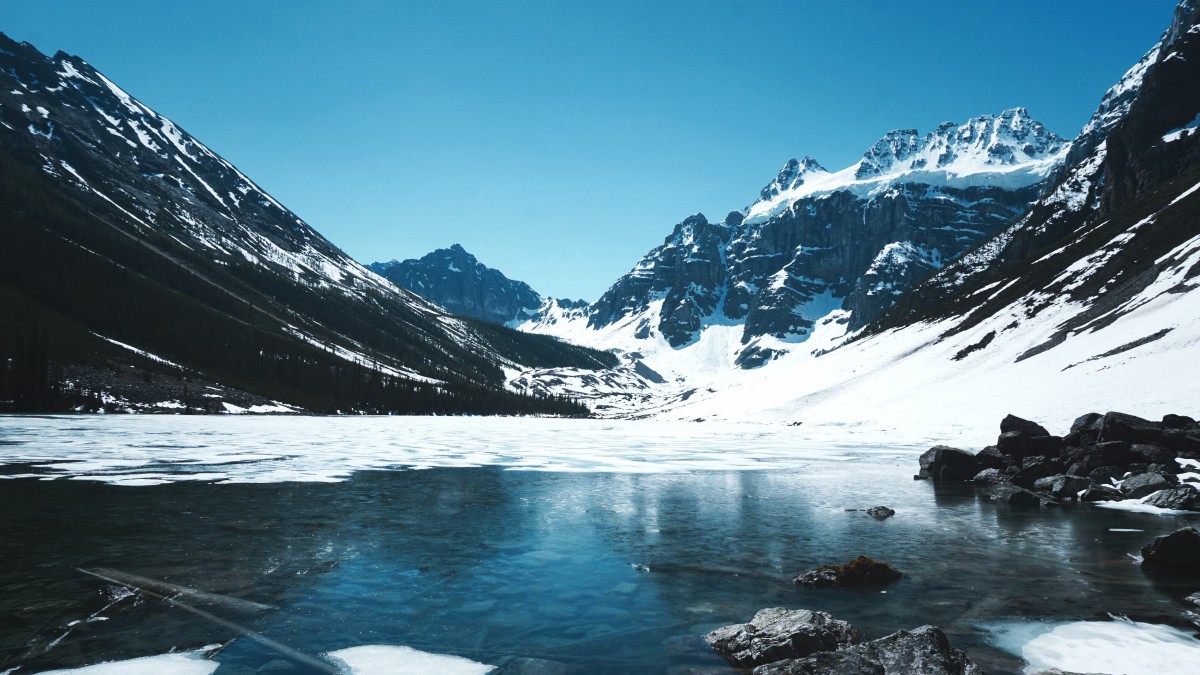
[1141,527,1200,571]
[704,607,860,668]
[752,625,983,675]
[793,556,902,589]
[866,506,895,520]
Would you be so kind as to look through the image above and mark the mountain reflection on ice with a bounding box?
[1,417,1198,674]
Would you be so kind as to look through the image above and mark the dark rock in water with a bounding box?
[917,446,980,482]
[866,506,895,520]
[1099,412,1164,445]
[1080,483,1123,502]
[974,446,1008,470]
[1163,414,1196,430]
[753,625,984,675]
[1120,472,1176,499]
[1141,527,1200,571]
[972,468,1007,487]
[793,556,903,589]
[1033,474,1091,500]
[1012,456,1061,489]
[1001,414,1051,438]
[704,607,861,669]
[1142,486,1200,511]
[989,482,1044,507]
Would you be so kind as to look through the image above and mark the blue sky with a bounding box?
[2,1,1180,300]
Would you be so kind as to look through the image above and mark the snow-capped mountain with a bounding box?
[526,108,1068,369]
[368,245,542,325]
[0,34,611,414]
[511,0,1200,429]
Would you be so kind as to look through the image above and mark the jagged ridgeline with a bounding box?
[0,35,613,415]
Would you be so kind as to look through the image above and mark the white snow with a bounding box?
[0,416,928,485]
[325,645,493,675]
[92,334,184,370]
[36,647,220,675]
[991,618,1200,675]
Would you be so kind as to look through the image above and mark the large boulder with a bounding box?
[1162,414,1196,430]
[972,468,1007,488]
[1163,428,1200,454]
[1120,472,1176,499]
[989,482,1044,507]
[1033,474,1092,500]
[704,608,860,669]
[1011,456,1063,488]
[917,446,980,482]
[1067,412,1105,445]
[1129,444,1176,466]
[1098,412,1165,445]
[1001,414,1051,438]
[753,625,984,675]
[974,446,1008,470]
[996,432,1037,460]
[793,556,903,589]
[1141,527,1200,571]
[1142,486,1200,511]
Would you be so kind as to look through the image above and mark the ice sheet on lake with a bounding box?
[325,645,493,675]
[0,415,927,485]
[990,618,1200,674]
[35,647,220,675]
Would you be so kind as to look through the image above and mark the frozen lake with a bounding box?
[2,415,1199,674]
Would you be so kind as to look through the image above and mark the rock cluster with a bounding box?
[917,412,1200,509]
[705,608,982,674]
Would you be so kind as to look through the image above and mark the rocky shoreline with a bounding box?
[700,411,1200,674]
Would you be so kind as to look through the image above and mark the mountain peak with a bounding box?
[759,156,829,201]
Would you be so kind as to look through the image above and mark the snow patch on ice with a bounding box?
[324,645,493,675]
[990,618,1200,675]
[36,646,220,675]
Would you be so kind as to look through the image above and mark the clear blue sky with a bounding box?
[1,1,1180,300]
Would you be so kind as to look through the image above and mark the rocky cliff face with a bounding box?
[584,109,1067,365]
[369,245,542,324]
[875,0,1200,344]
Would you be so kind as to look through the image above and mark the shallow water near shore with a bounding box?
[2,416,1199,674]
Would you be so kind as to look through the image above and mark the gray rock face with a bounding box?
[704,607,861,669]
[589,214,734,347]
[752,625,984,675]
[369,244,543,325]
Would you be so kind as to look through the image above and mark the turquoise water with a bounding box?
[2,439,1199,673]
